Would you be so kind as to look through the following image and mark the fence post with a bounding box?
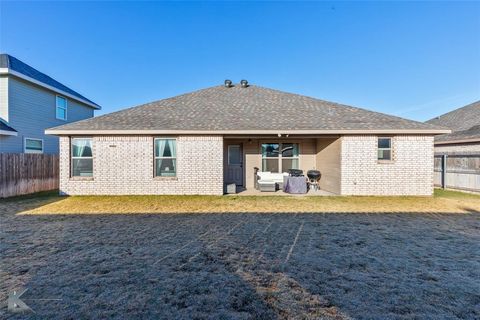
[441,154,447,189]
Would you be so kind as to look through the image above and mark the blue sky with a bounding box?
[1,1,479,121]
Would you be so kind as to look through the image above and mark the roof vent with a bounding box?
[240,79,248,88]
[224,79,233,88]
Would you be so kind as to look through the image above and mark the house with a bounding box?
[426,101,480,192]
[46,80,449,196]
[426,100,480,153]
[0,54,100,154]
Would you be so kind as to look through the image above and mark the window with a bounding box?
[24,138,43,153]
[155,138,176,177]
[228,145,241,165]
[378,137,392,161]
[71,138,93,177]
[56,96,67,120]
[261,143,299,172]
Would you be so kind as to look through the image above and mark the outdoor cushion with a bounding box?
[257,172,288,183]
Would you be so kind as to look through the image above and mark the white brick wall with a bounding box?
[341,135,434,196]
[59,134,435,196]
[59,135,224,195]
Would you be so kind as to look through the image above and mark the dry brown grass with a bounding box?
[1,193,479,318]
[17,189,480,214]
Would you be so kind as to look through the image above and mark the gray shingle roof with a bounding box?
[0,119,17,133]
[435,125,480,143]
[0,54,100,108]
[47,84,448,134]
[427,100,480,143]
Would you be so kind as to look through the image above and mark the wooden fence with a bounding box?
[434,153,480,192]
[0,153,59,198]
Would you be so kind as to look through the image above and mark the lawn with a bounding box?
[0,192,479,319]
[16,189,480,215]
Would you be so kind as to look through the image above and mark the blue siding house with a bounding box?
[0,54,100,154]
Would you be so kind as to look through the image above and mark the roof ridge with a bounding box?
[107,83,443,129]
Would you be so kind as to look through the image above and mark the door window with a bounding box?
[228,145,242,165]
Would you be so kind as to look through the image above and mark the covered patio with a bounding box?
[223,135,342,195]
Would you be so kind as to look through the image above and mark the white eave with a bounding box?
[0,67,101,110]
[45,128,452,136]
[0,129,17,136]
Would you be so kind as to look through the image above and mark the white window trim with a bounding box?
[378,137,393,161]
[154,137,177,177]
[261,142,300,172]
[56,95,68,121]
[24,137,44,154]
[71,137,93,177]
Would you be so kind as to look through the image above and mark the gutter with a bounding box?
[45,128,452,136]
[435,138,480,145]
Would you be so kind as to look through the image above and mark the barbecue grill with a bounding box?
[307,170,321,191]
[288,169,303,177]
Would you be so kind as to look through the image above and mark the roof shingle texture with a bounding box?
[427,100,480,142]
[434,125,480,143]
[50,84,445,132]
[0,54,99,108]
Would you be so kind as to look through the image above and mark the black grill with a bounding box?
[307,170,321,180]
[288,169,303,177]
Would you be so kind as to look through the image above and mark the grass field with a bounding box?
[1,191,479,319]
[14,189,480,215]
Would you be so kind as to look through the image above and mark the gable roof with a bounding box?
[0,54,100,109]
[426,100,480,144]
[46,83,449,135]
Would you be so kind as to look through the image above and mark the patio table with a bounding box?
[283,176,307,194]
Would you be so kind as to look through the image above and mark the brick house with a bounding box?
[46,81,449,196]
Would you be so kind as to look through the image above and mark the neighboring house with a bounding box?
[426,100,480,153]
[426,101,480,192]
[46,81,449,196]
[0,54,100,154]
